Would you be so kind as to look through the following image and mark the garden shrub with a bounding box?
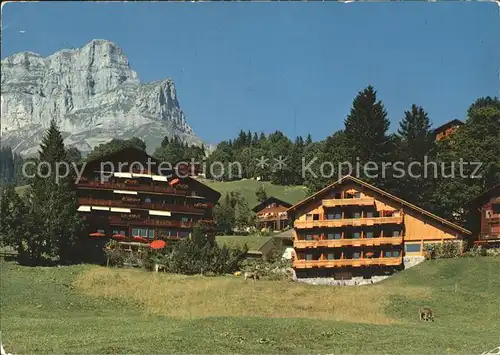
[424,241,462,260]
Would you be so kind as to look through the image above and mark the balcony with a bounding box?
[78,197,208,215]
[294,236,403,249]
[322,197,375,207]
[76,181,189,196]
[106,215,196,228]
[486,216,500,224]
[293,257,402,269]
[294,215,403,229]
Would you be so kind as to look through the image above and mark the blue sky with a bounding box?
[2,2,499,144]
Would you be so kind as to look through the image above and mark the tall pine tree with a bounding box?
[28,119,84,264]
[344,85,394,189]
[344,85,391,165]
[395,104,436,209]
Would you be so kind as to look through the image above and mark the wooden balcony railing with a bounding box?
[256,215,288,222]
[98,216,217,230]
[78,197,208,214]
[76,181,189,196]
[486,216,500,224]
[293,257,402,269]
[294,236,403,249]
[106,215,196,228]
[294,215,403,229]
[322,197,375,207]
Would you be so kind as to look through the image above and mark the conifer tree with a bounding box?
[28,119,84,264]
[344,85,391,165]
[398,104,435,161]
[395,104,436,209]
[255,185,268,203]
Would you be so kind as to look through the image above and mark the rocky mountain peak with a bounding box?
[1,39,201,156]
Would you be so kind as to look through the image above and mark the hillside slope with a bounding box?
[201,179,308,208]
[1,257,498,354]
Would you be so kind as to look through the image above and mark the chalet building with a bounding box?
[287,175,471,279]
[75,147,220,248]
[468,184,500,247]
[252,197,292,231]
[434,119,464,141]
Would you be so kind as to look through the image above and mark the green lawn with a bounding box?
[1,257,499,354]
[201,179,308,208]
[216,235,272,251]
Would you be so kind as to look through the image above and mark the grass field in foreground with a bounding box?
[1,257,499,354]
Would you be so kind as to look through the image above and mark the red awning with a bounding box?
[150,240,167,249]
[132,235,149,243]
[111,234,126,241]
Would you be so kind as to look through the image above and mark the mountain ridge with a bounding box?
[1,39,203,156]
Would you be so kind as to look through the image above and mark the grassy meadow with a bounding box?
[201,179,308,208]
[1,257,499,354]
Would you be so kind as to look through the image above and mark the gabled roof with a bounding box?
[252,196,292,213]
[468,183,500,207]
[78,146,221,203]
[287,175,471,235]
[433,119,464,134]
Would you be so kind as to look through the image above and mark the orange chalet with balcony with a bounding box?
[434,119,464,141]
[287,175,471,279]
[252,197,292,231]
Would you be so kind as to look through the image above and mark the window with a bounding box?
[353,211,361,218]
[385,250,400,258]
[354,192,361,198]
[306,214,313,221]
[353,232,360,239]
[327,233,334,240]
[181,217,189,222]
[305,254,313,261]
[313,214,320,221]
[327,253,335,260]
[493,204,500,215]
[365,231,374,238]
[392,230,401,237]
[405,243,421,253]
[148,229,154,239]
[145,197,151,203]
[353,252,360,259]
[365,211,374,218]
[334,213,342,220]
[306,234,312,240]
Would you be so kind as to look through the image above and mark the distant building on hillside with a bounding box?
[286,175,471,279]
[74,147,220,261]
[434,119,464,141]
[468,184,500,248]
[252,197,292,231]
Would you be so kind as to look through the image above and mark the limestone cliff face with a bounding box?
[1,39,200,156]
